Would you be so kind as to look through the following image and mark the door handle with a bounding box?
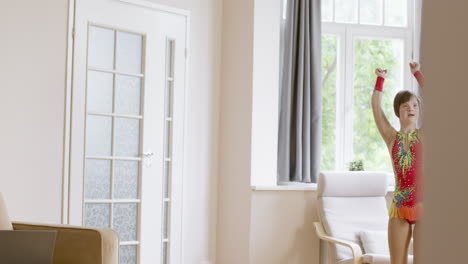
[143,151,154,167]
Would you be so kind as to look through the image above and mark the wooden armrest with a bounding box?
[13,222,119,264]
[314,222,363,264]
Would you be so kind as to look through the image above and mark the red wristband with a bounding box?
[374,76,385,92]
[413,71,423,81]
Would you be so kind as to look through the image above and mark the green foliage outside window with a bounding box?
[321,36,403,173]
[321,36,337,171]
[353,38,402,172]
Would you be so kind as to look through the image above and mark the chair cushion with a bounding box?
[359,230,389,254]
[362,253,413,264]
[318,172,388,197]
[0,193,13,230]
[338,254,413,264]
[319,196,388,260]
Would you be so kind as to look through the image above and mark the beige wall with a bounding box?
[249,190,395,264]
[250,191,320,264]
[216,0,255,263]
[420,1,468,263]
[0,0,68,223]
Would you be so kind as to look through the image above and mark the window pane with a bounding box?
[322,0,333,22]
[385,0,407,27]
[360,0,383,25]
[335,0,357,23]
[321,35,338,171]
[353,38,403,172]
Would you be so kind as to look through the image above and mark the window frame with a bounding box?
[323,21,416,171]
[319,0,418,172]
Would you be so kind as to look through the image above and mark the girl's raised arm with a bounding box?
[410,62,424,88]
[371,68,397,147]
[410,62,424,138]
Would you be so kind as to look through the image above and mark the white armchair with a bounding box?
[314,171,413,264]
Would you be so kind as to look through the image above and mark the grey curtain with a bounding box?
[278,0,321,183]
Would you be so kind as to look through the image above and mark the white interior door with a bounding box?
[69,0,188,263]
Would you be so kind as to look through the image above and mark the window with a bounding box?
[320,0,417,172]
[250,0,420,187]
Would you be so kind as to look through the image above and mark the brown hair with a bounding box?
[393,90,421,117]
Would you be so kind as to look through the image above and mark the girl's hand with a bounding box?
[375,68,388,78]
[409,62,421,74]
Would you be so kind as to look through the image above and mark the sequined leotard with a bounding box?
[388,129,423,224]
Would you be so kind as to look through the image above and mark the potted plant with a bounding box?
[349,159,364,171]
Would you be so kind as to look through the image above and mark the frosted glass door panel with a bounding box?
[115,118,140,157]
[84,204,110,228]
[116,32,143,74]
[86,115,113,156]
[120,246,137,264]
[85,159,111,199]
[88,26,115,69]
[164,164,171,198]
[114,160,139,199]
[162,203,169,238]
[87,71,114,113]
[113,203,138,241]
[164,122,172,158]
[115,75,141,115]
[83,24,148,264]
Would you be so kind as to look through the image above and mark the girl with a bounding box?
[371,62,424,264]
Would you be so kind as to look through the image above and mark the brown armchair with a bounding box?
[1,193,119,264]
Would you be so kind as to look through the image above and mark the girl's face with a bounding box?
[399,96,419,124]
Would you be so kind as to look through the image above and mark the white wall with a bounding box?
[250,0,282,186]
[0,0,69,223]
[0,0,222,263]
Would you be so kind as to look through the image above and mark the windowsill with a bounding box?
[252,183,318,191]
[251,184,395,192]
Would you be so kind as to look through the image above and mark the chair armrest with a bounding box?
[13,222,119,264]
[409,238,414,255]
[314,222,363,264]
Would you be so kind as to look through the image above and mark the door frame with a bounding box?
[62,0,190,262]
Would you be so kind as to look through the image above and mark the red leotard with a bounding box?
[388,129,423,224]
